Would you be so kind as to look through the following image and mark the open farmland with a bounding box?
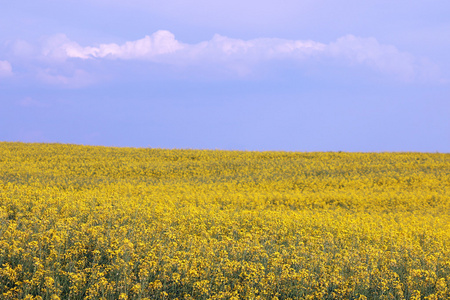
[1,142,449,300]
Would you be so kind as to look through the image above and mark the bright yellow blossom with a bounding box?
[0,142,449,299]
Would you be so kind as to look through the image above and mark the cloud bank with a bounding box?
[63,31,185,59]
[3,30,441,85]
[50,31,441,81]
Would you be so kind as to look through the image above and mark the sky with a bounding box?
[1,0,449,152]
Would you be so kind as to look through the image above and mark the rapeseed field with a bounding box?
[1,142,449,300]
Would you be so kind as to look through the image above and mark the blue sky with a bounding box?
[1,0,449,151]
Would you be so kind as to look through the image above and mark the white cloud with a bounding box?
[41,34,80,62]
[58,31,326,63]
[189,34,326,62]
[3,30,439,85]
[0,60,13,77]
[62,30,185,60]
[327,35,417,81]
[45,31,436,81]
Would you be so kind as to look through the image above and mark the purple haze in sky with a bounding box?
[1,0,449,151]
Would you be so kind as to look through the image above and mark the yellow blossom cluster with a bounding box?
[0,142,449,299]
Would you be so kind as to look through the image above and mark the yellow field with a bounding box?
[1,142,449,300]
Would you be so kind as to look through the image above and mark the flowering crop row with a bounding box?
[1,142,449,299]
